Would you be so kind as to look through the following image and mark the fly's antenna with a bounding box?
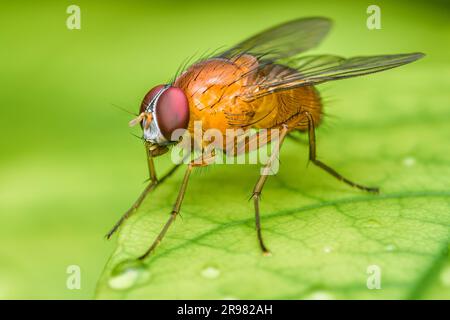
[111,103,138,116]
[129,113,145,127]
[129,113,153,128]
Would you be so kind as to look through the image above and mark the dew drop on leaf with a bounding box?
[385,244,397,252]
[108,259,150,290]
[323,246,333,254]
[439,266,450,287]
[201,266,220,279]
[305,291,335,300]
[402,156,416,167]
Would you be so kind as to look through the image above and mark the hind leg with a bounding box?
[304,112,379,193]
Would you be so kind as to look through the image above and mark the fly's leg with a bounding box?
[138,161,199,260]
[105,143,181,239]
[251,125,289,255]
[304,112,379,193]
[138,153,219,260]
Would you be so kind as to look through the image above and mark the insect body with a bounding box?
[107,17,424,259]
[174,54,323,136]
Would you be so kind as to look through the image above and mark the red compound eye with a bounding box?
[139,84,165,114]
[155,87,189,141]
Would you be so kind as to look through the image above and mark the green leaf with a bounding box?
[96,65,450,299]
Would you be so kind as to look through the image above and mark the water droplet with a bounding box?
[440,266,450,287]
[305,291,335,300]
[323,246,333,254]
[108,260,150,290]
[402,156,416,167]
[385,244,396,252]
[201,266,220,279]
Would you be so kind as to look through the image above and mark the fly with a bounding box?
[106,17,424,259]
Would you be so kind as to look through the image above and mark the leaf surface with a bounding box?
[96,66,450,299]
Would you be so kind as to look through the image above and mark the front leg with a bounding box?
[105,143,181,239]
[138,155,213,260]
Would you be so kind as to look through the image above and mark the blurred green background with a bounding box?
[0,0,448,299]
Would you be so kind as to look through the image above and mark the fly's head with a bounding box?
[130,84,190,156]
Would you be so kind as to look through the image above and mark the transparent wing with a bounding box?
[242,53,425,100]
[219,17,332,61]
